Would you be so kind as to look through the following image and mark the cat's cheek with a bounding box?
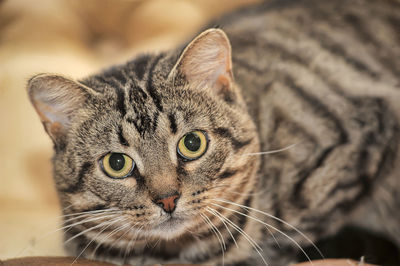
[103,176,137,188]
[120,177,137,188]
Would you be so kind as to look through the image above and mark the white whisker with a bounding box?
[206,214,226,251]
[64,214,120,244]
[107,221,138,252]
[207,208,262,252]
[70,217,123,265]
[200,213,225,266]
[14,208,120,258]
[212,202,314,266]
[207,207,268,266]
[123,224,143,263]
[206,207,238,248]
[23,211,121,250]
[91,218,131,257]
[242,143,297,156]
[62,210,121,227]
[60,208,119,219]
[60,213,120,235]
[215,198,323,258]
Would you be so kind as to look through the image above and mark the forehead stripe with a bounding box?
[168,113,178,134]
[118,125,129,146]
[145,53,165,112]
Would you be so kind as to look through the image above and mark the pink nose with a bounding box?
[155,194,180,213]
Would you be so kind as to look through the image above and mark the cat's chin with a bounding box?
[150,216,190,240]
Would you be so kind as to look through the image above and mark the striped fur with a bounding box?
[28,0,400,265]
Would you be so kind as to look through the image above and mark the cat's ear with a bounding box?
[27,74,96,143]
[169,28,234,97]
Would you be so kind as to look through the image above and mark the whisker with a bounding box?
[62,204,74,212]
[62,210,121,227]
[205,214,226,251]
[265,225,281,249]
[200,213,225,266]
[207,207,263,252]
[215,198,323,258]
[60,213,121,236]
[212,202,314,266]
[64,214,120,244]
[107,221,138,252]
[242,143,298,156]
[70,217,123,265]
[206,207,238,248]
[60,208,119,219]
[20,210,121,256]
[91,219,131,257]
[14,208,120,258]
[207,207,268,266]
[123,224,143,263]
[211,184,267,197]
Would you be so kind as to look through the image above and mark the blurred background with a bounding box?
[0,0,260,259]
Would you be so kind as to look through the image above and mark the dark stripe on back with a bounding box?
[233,57,264,75]
[284,76,348,209]
[231,34,355,101]
[387,16,400,44]
[326,103,399,207]
[304,19,380,80]
[152,111,159,133]
[343,13,400,79]
[316,126,398,222]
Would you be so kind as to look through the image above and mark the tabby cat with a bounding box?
[27,0,400,265]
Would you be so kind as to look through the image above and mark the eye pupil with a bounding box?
[109,153,125,171]
[184,133,201,152]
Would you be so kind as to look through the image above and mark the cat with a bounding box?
[27,0,400,265]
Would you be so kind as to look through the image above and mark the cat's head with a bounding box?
[27,29,260,243]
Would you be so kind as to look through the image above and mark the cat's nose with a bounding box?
[154,193,180,213]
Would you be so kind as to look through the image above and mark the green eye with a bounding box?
[177,131,208,160]
[101,153,134,178]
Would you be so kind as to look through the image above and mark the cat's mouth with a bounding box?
[151,215,189,239]
[157,215,184,229]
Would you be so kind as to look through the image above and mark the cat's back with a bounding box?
[215,0,400,239]
[219,0,400,104]
[217,0,400,130]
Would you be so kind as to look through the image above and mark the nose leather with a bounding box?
[155,194,180,213]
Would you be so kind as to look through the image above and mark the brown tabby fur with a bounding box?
[27,0,400,265]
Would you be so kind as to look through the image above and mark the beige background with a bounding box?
[0,0,260,259]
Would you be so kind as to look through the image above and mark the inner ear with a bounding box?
[27,74,97,144]
[170,28,234,97]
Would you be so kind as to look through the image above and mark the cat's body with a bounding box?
[28,0,400,265]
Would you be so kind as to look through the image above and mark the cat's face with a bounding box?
[28,29,260,244]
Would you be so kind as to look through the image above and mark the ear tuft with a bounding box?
[170,28,234,95]
[28,74,94,143]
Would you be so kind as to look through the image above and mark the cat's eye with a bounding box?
[177,131,208,161]
[101,153,134,178]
